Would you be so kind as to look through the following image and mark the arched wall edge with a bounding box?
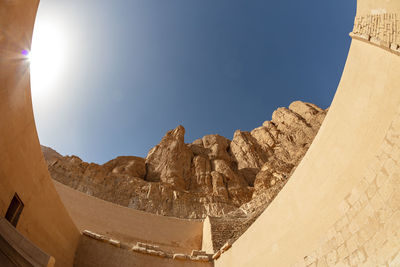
[0,1,81,266]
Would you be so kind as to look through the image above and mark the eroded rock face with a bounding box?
[145,125,193,189]
[42,101,327,220]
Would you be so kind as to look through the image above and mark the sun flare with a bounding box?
[30,20,68,98]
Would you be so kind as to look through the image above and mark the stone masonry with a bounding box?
[292,105,400,267]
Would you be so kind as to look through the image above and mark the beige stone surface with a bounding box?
[0,1,80,266]
[54,180,203,254]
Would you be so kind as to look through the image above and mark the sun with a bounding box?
[30,20,68,99]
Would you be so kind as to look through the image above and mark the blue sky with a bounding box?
[32,0,356,164]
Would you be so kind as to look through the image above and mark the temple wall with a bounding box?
[54,181,203,255]
[0,0,81,266]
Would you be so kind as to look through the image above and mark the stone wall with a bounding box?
[292,105,400,266]
[0,1,81,266]
[351,13,400,55]
[54,181,203,255]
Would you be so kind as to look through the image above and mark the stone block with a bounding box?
[379,178,394,202]
[327,227,336,240]
[212,250,222,260]
[82,230,102,240]
[136,242,160,251]
[346,236,358,254]
[390,43,399,51]
[148,249,167,258]
[326,250,338,267]
[384,211,400,238]
[370,193,385,211]
[363,239,376,258]
[221,241,232,252]
[348,221,359,234]
[376,171,388,188]
[132,246,147,254]
[304,251,317,265]
[191,250,207,257]
[378,151,390,163]
[352,201,362,215]
[371,230,387,249]
[376,205,393,225]
[340,227,352,242]
[107,239,121,248]
[334,232,344,247]
[367,183,377,199]
[173,253,188,260]
[335,216,348,232]
[353,204,372,229]
[387,190,400,211]
[360,34,371,41]
[364,168,376,184]
[355,249,366,263]
[347,189,360,205]
[382,140,393,155]
[337,244,349,260]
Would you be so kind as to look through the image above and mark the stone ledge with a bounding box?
[82,230,213,262]
[349,32,400,56]
[212,240,233,261]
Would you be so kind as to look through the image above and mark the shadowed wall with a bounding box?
[0,1,80,266]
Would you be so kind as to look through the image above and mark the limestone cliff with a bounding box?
[42,101,326,221]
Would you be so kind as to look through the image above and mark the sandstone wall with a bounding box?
[0,1,81,266]
[54,181,203,255]
[215,1,400,266]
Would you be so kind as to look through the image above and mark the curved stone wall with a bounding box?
[54,181,203,255]
[0,1,80,266]
[215,1,400,266]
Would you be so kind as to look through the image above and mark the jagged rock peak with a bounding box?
[145,125,193,189]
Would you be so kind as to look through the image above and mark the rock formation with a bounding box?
[42,101,326,223]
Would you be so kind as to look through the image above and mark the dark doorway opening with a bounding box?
[5,194,24,227]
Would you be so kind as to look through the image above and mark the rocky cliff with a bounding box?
[42,101,326,221]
